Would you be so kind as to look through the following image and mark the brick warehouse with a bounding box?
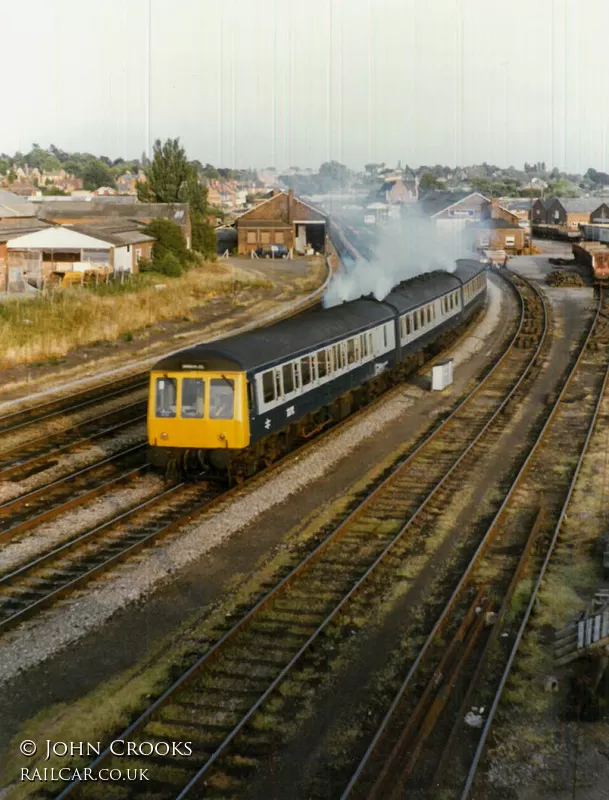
[235,190,327,255]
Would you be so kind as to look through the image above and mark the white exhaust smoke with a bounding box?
[324,207,475,308]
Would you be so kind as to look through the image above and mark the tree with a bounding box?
[144,218,189,272]
[42,155,61,173]
[138,137,216,257]
[82,160,116,190]
[137,138,191,203]
[419,172,442,193]
[0,158,8,175]
[41,185,68,196]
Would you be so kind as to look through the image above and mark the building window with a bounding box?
[135,248,142,263]
[505,236,515,246]
[260,232,271,244]
[275,232,284,244]
[247,232,257,244]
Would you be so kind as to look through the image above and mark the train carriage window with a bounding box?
[413,311,419,331]
[317,350,328,379]
[210,378,234,419]
[368,332,373,355]
[360,334,368,357]
[427,306,432,324]
[406,315,411,334]
[400,317,406,339]
[301,355,312,385]
[293,362,301,389]
[383,326,388,347]
[282,363,294,394]
[347,338,356,364]
[155,377,177,418]
[181,378,205,418]
[262,371,275,403]
[326,348,334,372]
[333,343,345,370]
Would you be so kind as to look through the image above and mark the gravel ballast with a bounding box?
[0,283,504,686]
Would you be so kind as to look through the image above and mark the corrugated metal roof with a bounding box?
[0,189,29,204]
[554,197,603,213]
[6,227,112,250]
[0,202,37,218]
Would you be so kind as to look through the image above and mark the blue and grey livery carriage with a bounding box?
[147,259,487,481]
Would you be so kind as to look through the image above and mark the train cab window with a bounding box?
[262,371,275,403]
[301,356,312,385]
[181,378,204,418]
[156,378,177,418]
[282,363,294,394]
[209,378,234,419]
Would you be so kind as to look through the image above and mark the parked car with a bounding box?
[255,244,289,259]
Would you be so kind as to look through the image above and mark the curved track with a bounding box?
[341,281,609,800]
[53,271,548,799]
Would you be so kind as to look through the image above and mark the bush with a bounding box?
[137,257,154,272]
[154,252,183,277]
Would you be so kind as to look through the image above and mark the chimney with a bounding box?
[288,189,294,223]
[490,197,500,219]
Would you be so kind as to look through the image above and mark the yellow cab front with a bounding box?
[147,370,250,450]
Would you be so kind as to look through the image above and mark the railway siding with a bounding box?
[340,283,609,800]
[45,272,552,799]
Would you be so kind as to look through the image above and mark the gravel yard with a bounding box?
[0,279,505,688]
[0,474,164,575]
[0,423,147,504]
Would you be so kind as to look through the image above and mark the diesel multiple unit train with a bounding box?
[147,258,487,480]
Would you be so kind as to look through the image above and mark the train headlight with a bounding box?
[218,433,226,441]
[160,432,168,440]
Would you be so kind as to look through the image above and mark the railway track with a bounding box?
[0,481,219,634]
[0,401,147,482]
[340,282,609,800]
[0,443,148,543]
[53,272,549,799]
[0,372,148,437]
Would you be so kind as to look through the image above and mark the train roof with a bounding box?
[154,297,393,373]
[153,262,487,374]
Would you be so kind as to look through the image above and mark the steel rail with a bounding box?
[54,270,543,798]
[341,279,602,800]
[460,284,609,799]
[0,377,148,435]
[0,452,148,546]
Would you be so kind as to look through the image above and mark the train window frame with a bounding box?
[262,370,275,403]
[301,355,312,386]
[180,377,205,419]
[317,350,328,379]
[209,378,235,420]
[155,377,177,418]
[282,362,294,395]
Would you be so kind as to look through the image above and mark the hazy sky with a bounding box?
[3,0,609,173]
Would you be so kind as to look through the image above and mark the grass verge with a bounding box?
[0,262,273,369]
